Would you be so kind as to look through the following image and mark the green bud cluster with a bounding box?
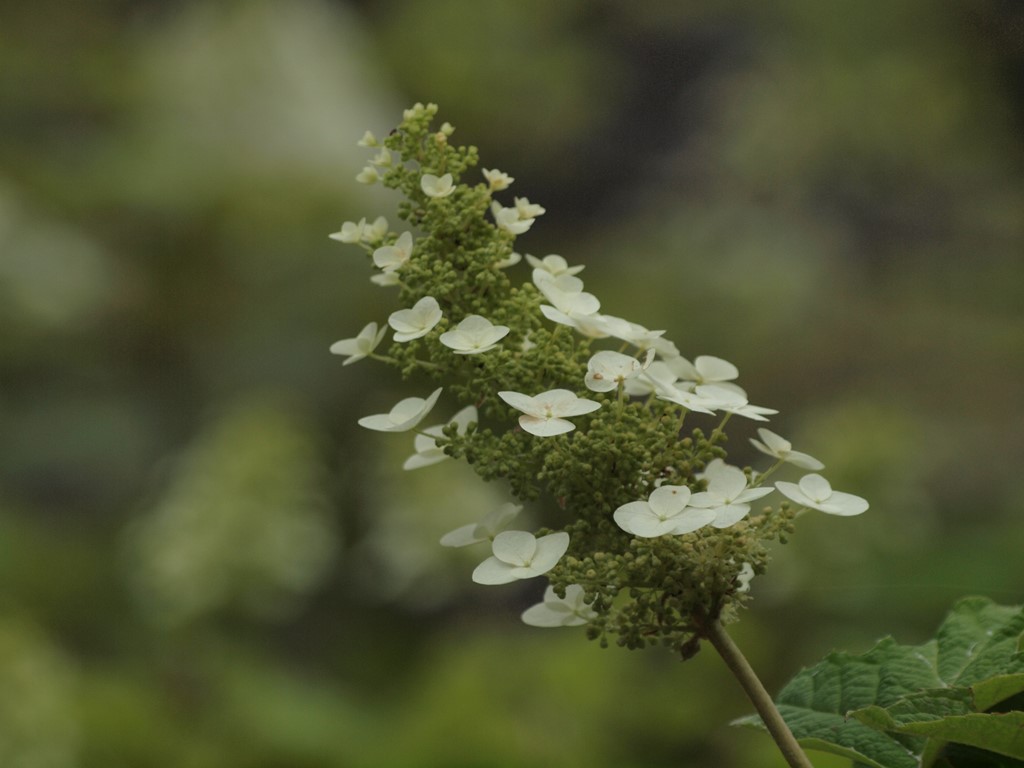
[349,103,799,657]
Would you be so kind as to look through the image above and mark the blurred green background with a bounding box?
[1,1,1022,766]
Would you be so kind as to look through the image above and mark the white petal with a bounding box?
[705,463,749,500]
[774,481,810,507]
[734,486,775,504]
[521,602,574,627]
[471,557,518,585]
[647,485,691,516]
[526,532,570,574]
[440,523,483,547]
[786,450,825,471]
[695,355,739,382]
[498,390,540,416]
[755,428,790,455]
[798,474,833,502]
[476,502,521,536]
[668,507,717,534]
[491,530,537,566]
[817,490,869,516]
[711,503,751,528]
[519,415,575,436]
[402,449,447,471]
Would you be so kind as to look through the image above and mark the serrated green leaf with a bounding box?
[734,709,917,768]
[971,673,1024,713]
[936,597,1024,688]
[737,598,1024,768]
[898,711,1024,761]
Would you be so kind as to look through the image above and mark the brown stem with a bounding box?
[704,619,814,768]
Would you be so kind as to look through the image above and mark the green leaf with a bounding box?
[896,712,1024,760]
[737,597,1024,768]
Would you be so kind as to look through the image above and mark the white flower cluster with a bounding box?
[330,129,867,631]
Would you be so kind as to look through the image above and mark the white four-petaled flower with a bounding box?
[491,203,535,235]
[669,355,739,386]
[403,405,478,470]
[388,296,443,342]
[471,530,570,584]
[356,166,379,184]
[689,459,774,528]
[613,485,716,537]
[357,388,443,432]
[775,474,868,516]
[421,173,455,198]
[750,428,825,470]
[329,322,386,366]
[329,218,366,243]
[498,389,601,436]
[534,273,600,317]
[439,315,510,354]
[372,232,414,273]
[525,254,584,277]
[482,168,514,191]
[585,350,644,392]
[514,197,546,219]
[439,501,521,547]
[521,584,597,627]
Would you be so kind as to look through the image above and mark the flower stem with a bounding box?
[704,619,813,768]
